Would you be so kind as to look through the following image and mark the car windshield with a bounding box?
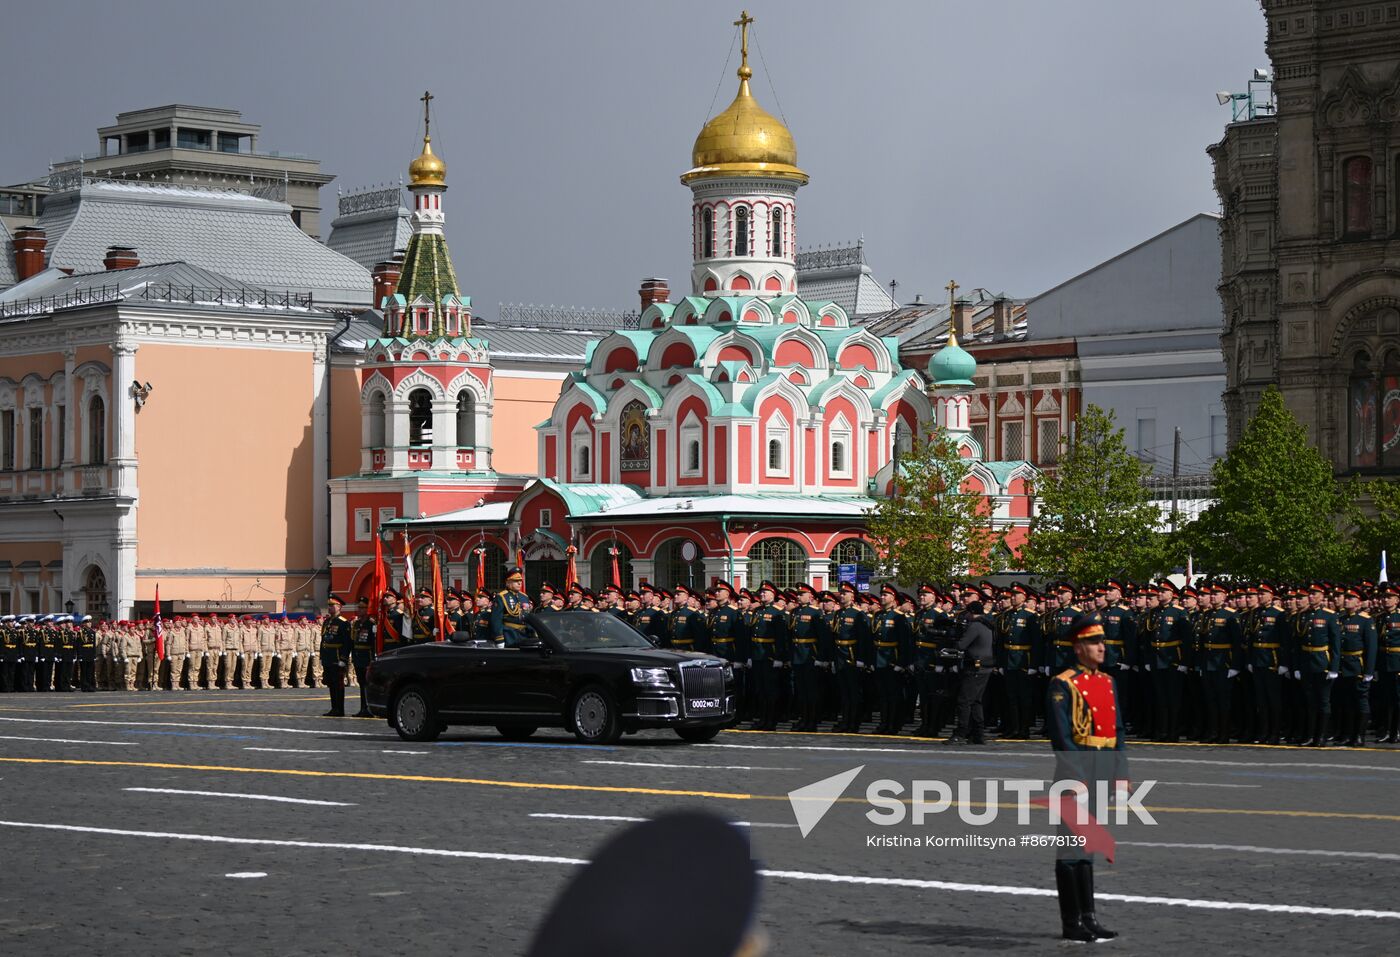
[534,612,654,651]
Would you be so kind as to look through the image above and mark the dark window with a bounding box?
[827,539,876,589]
[830,440,845,473]
[412,546,449,597]
[1344,156,1373,237]
[771,207,784,257]
[590,541,634,591]
[1382,350,1400,471]
[152,129,170,149]
[748,538,807,590]
[176,127,211,150]
[87,396,105,465]
[767,437,783,471]
[734,207,750,256]
[469,543,508,594]
[408,389,433,446]
[83,566,108,618]
[654,538,703,591]
[57,405,65,464]
[125,131,149,153]
[1350,351,1377,468]
[1,410,14,470]
[218,133,242,153]
[702,209,715,259]
[27,408,42,470]
[687,439,701,473]
[456,392,475,448]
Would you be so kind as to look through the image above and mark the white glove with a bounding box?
[1144,664,1152,672]
[254,652,261,659]
[856,661,867,670]
[1130,665,1140,672]
[1277,666,1289,676]
[1246,664,1254,673]
[934,665,945,673]
[1364,674,1375,683]
[893,665,904,673]
[184,653,191,660]
[993,667,1003,675]
[1326,671,1338,680]
[1177,665,1187,673]
[745,658,753,668]
[1293,670,1301,679]
[1227,669,1239,679]
[1040,666,1050,675]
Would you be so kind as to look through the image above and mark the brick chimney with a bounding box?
[639,277,670,311]
[992,297,1014,339]
[103,246,140,271]
[953,299,975,341]
[372,256,403,308]
[12,227,47,281]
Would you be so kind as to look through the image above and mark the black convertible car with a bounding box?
[363,610,736,745]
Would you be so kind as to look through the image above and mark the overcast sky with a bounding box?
[1,0,1267,314]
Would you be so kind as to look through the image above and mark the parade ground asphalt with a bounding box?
[1,692,1398,957]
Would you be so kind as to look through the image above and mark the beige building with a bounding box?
[1213,1,1400,473]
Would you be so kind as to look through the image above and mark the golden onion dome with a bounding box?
[408,135,446,188]
[682,51,806,185]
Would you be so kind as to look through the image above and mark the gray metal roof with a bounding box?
[796,241,896,316]
[0,218,14,288]
[859,290,1028,351]
[326,204,412,271]
[35,179,371,307]
[473,324,605,363]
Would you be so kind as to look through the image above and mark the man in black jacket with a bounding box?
[946,601,995,745]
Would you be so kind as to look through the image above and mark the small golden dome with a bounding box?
[408,135,446,187]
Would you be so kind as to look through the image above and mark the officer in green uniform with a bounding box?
[1246,583,1288,744]
[319,596,354,717]
[668,584,708,652]
[36,617,58,691]
[830,583,871,732]
[634,583,668,647]
[706,582,745,718]
[1051,583,1083,674]
[788,583,825,731]
[1377,585,1400,743]
[0,618,17,692]
[77,616,98,692]
[1298,583,1342,747]
[997,583,1041,739]
[445,589,472,641]
[1338,586,1377,747]
[1199,584,1243,743]
[1147,581,1190,742]
[410,589,437,644]
[872,584,914,734]
[748,581,790,731]
[18,618,39,691]
[378,589,406,653]
[912,584,950,737]
[489,569,530,647]
[472,589,494,641]
[352,596,377,717]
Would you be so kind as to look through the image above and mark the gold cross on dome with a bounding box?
[421,90,434,136]
[735,10,754,70]
[946,279,961,346]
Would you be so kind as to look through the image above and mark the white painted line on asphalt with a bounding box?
[528,812,797,829]
[226,872,267,879]
[0,734,138,747]
[582,760,800,772]
[702,743,1400,772]
[382,750,430,755]
[0,716,379,738]
[1119,841,1400,862]
[123,788,355,807]
[969,776,1261,789]
[1,819,1395,920]
[244,748,341,754]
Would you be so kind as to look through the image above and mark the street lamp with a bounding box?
[65,599,75,614]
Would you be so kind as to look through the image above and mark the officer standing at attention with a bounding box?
[411,589,438,644]
[668,584,707,652]
[490,569,530,647]
[77,616,98,692]
[445,589,472,641]
[0,618,16,692]
[873,584,914,735]
[1299,583,1342,747]
[1248,583,1289,744]
[319,596,354,717]
[1338,586,1377,747]
[788,583,826,731]
[831,584,871,732]
[1377,584,1400,743]
[1199,585,1243,743]
[352,596,377,717]
[912,585,948,737]
[1047,611,1124,943]
[748,581,791,731]
[999,584,1041,739]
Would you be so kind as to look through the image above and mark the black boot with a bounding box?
[1076,861,1118,940]
[1056,861,1094,942]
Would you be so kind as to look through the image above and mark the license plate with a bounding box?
[689,697,720,710]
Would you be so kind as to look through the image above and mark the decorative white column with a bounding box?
[474,405,492,471]
[111,339,137,498]
[62,346,77,492]
[310,334,329,580]
[430,398,455,470]
[389,400,410,470]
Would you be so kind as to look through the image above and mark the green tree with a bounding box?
[867,426,1005,585]
[1347,479,1400,580]
[1183,386,1350,580]
[1021,404,1166,582]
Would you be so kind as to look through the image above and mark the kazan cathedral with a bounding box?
[327,17,1036,600]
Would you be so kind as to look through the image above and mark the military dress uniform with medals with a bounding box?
[490,573,530,647]
[831,592,870,732]
[1377,596,1400,743]
[707,595,746,719]
[1339,596,1377,746]
[1248,599,1289,744]
[1299,595,1342,747]
[669,588,709,653]
[319,599,355,717]
[873,589,914,735]
[352,611,377,717]
[78,621,98,692]
[789,589,826,732]
[1199,603,1242,743]
[1149,594,1190,742]
[0,622,17,692]
[748,590,791,731]
[998,604,1040,739]
[1100,599,1136,731]
[914,599,954,736]
[410,593,438,645]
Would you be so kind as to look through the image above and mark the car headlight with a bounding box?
[630,666,675,688]
[722,663,734,682]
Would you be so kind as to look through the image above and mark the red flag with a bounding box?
[517,547,525,572]
[475,545,486,594]
[565,545,579,589]
[1031,793,1117,864]
[429,546,446,642]
[153,584,166,661]
[372,532,388,655]
[610,545,621,589]
[402,532,416,598]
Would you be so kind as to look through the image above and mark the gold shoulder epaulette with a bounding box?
[1056,668,1078,681]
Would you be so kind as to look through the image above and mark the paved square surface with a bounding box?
[1,690,1397,955]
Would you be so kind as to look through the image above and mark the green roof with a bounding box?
[390,230,462,338]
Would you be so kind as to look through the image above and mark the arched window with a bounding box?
[1344,156,1373,237]
[87,395,106,465]
[688,440,701,473]
[771,207,784,257]
[578,444,591,478]
[748,538,807,590]
[827,539,876,591]
[654,538,704,591]
[408,389,432,446]
[589,540,634,591]
[893,419,914,460]
[468,542,508,595]
[368,391,386,448]
[733,206,750,256]
[765,411,789,476]
[82,565,108,618]
[768,438,783,472]
[1382,349,1400,470]
[1349,350,1377,468]
[702,208,715,259]
[831,440,845,474]
[456,391,475,448]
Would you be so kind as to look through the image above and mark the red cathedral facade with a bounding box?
[328,23,1036,601]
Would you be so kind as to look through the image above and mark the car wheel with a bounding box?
[393,686,440,742]
[496,725,538,741]
[570,685,621,745]
[676,725,721,743]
